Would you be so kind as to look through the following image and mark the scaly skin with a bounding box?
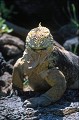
[12,24,79,107]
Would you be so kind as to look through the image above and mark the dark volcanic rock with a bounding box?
[63,37,79,55]
[0,90,79,120]
[0,52,13,96]
[0,52,6,76]
[0,33,25,58]
[0,72,12,97]
[0,52,13,75]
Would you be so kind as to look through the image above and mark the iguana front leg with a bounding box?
[23,68,67,107]
[12,58,24,90]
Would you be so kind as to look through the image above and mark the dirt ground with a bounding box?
[0,89,79,120]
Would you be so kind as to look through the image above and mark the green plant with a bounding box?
[23,79,29,86]
[0,17,13,34]
[0,0,14,19]
[62,2,79,55]
[67,3,79,55]
[67,2,79,28]
[23,76,29,86]
[70,44,78,55]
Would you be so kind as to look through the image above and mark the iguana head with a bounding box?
[26,24,54,50]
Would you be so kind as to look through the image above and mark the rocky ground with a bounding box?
[0,89,79,120]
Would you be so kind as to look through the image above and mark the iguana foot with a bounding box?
[23,95,52,108]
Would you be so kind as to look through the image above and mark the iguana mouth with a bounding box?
[29,47,47,52]
[27,43,49,52]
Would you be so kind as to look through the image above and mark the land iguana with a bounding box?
[12,24,79,107]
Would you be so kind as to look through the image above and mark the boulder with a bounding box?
[0,72,12,96]
[0,33,25,57]
[0,52,6,76]
[63,37,79,55]
[0,52,13,76]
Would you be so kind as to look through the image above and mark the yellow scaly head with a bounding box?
[26,24,54,50]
